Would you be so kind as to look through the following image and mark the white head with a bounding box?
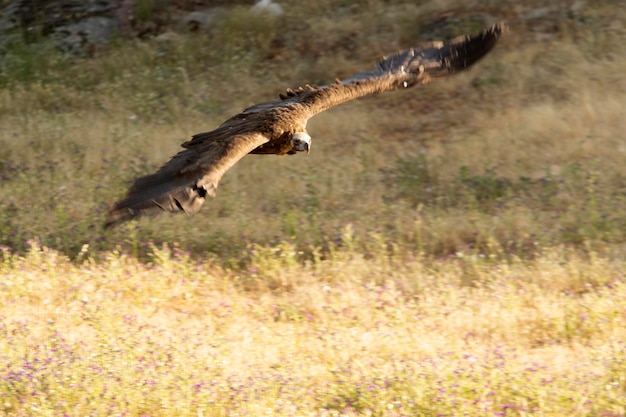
[292,132,311,153]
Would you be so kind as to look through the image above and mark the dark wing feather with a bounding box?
[105,132,268,228]
[345,22,506,83]
[282,23,507,118]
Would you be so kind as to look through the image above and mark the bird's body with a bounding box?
[105,23,507,228]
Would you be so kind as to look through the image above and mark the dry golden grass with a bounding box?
[1,243,625,416]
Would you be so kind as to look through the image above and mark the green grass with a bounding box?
[1,0,625,260]
[1,0,626,415]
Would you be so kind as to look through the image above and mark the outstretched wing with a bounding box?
[105,131,268,228]
[280,23,506,118]
[105,23,505,228]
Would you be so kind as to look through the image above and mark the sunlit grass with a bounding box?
[1,242,625,416]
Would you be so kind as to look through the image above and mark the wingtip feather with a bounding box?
[445,22,508,72]
[104,205,138,229]
[104,172,210,229]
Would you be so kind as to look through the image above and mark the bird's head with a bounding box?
[292,131,311,154]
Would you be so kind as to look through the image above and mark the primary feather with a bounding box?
[105,23,506,228]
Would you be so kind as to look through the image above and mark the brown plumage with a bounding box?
[105,23,507,228]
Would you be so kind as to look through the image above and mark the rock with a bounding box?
[0,0,281,55]
[0,0,120,55]
[53,16,119,55]
[251,0,284,17]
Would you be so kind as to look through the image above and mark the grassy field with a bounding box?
[1,0,626,415]
[1,243,625,416]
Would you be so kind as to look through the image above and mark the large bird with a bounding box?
[105,23,506,228]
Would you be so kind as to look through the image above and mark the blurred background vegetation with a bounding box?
[0,0,625,265]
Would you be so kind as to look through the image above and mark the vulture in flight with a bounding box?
[105,23,506,228]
